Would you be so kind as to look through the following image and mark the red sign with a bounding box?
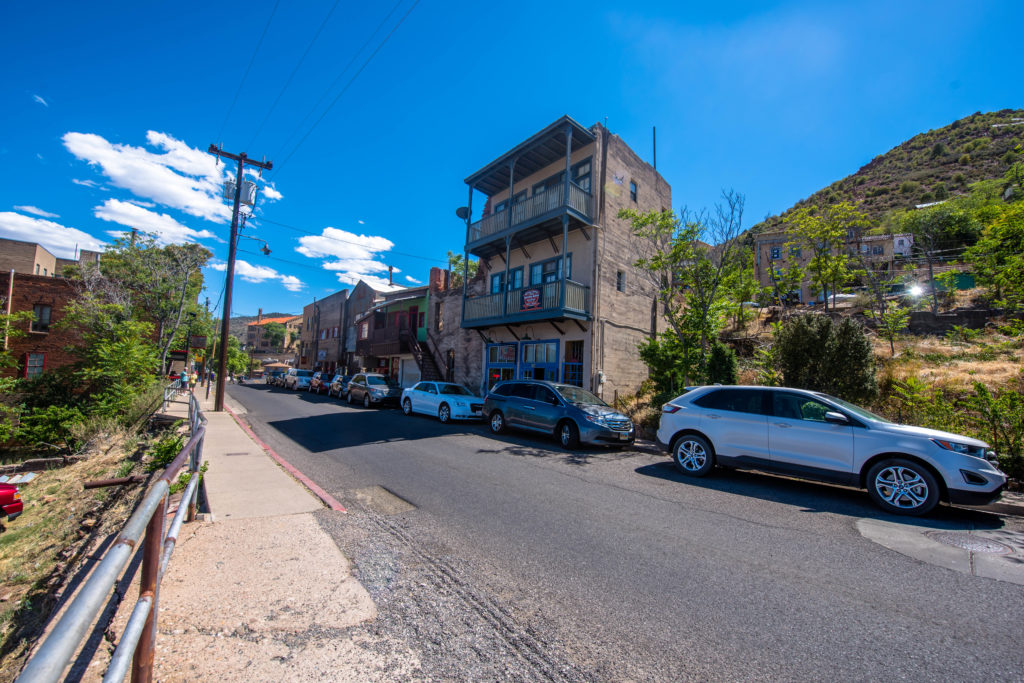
[521,287,542,311]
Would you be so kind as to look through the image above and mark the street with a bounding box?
[227,382,1024,681]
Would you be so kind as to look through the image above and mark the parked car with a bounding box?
[656,385,1007,516]
[402,382,482,422]
[346,373,401,408]
[266,370,286,386]
[482,380,634,450]
[283,368,314,391]
[326,374,353,399]
[308,371,330,394]
[0,484,23,524]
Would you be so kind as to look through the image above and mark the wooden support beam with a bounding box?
[504,325,520,341]
[548,235,560,254]
[580,227,591,241]
[572,319,587,332]
[550,321,564,335]
[518,241,530,259]
[496,251,506,265]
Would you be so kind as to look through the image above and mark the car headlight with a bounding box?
[931,439,974,454]
[584,414,607,426]
[454,400,467,407]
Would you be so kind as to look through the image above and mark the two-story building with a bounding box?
[754,230,914,303]
[245,311,301,361]
[0,237,101,278]
[299,289,349,373]
[458,115,671,399]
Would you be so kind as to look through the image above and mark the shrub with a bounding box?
[900,181,921,195]
[147,425,185,472]
[931,142,948,158]
[706,342,738,385]
[16,405,87,453]
[772,314,877,403]
[933,182,949,200]
[959,154,971,165]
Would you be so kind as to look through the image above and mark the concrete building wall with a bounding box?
[589,127,672,400]
[0,239,58,276]
[0,273,81,378]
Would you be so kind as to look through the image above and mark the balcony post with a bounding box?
[501,235,511,318]
[463,184,472,302]
[507,157,516,232]
[561,124,572,309]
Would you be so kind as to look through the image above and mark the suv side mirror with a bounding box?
[824,411,849,425]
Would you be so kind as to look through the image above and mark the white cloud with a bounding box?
[13,205,59,218]
[295,226,398,288]
[33,94,48,107]
[94,198,218,245]
[62,131,231,223]
[208,259,305,292]
[404,275,421,284]
[336,272,404,292]
[262,185,282,201]
[72,178,101,188]
[357,220,365,224]
[0,211,104,258]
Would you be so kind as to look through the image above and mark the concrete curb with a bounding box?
[224,405,347,513]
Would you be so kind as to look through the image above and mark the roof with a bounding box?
[464,115,597,196]
[353,292,429,324]
[248,316,300,326]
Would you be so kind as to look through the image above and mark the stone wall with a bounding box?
[431,271,485,394]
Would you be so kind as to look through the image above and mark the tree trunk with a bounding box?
[927,255,939,314]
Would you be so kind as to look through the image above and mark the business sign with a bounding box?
[168,350,187,361]
[317,350,327,360]
[521,287,542,311]
[190,335,207,349]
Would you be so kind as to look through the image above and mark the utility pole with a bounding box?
[207,144,272,411]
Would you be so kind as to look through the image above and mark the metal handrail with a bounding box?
[19,384,207,683]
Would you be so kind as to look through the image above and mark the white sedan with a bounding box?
[401,382,483,423]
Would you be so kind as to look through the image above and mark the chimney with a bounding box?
[257,308,263,323]
[388,265,393,285]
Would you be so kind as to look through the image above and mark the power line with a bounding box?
[271,0,421,178]
[216,0,282,144]
[246,0,343,149]
[270,0,406,166]
[252,215,450,264]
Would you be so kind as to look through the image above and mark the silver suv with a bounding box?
[656,385,1006,516]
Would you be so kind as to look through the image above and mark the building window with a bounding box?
[491,268,524,293]
[31,304,51,333]
[629,181,638,202]
[789,246,802,258]
[359,322,369,340]
[572,158,592,193]
[771,247,781,260]
[25,352,45,379]
[35,264,40,274]
[616,271,625,292]
[563,341,584,387]
[530,255,571,286]
[872,245,884,255]
[418,312,425,328]
[435,302,444,332]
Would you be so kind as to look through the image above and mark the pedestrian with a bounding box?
[189,370,198,392]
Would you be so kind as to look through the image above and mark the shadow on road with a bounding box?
[635,461,1007,528]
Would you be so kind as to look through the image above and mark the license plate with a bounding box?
[619,432,629,441]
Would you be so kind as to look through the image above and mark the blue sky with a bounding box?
[2,0,1020,317]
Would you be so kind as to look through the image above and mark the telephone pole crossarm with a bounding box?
[208,144,273,412]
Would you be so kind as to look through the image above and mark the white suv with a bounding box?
[283,368,313,391]
[656,385,1006,516]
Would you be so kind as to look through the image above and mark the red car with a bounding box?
[0,484,23,523]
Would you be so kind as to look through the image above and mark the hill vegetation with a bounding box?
[754,109,1024,232]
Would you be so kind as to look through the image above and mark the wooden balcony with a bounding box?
[461,280,590,329]
[355,327,412,357]
[465,181,594,259]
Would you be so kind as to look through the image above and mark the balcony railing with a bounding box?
[468,181,593,244]
[462,280,590,326]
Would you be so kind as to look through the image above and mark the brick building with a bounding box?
[1,272,81,378]
[299,289,349,373]
[457,115,671,398]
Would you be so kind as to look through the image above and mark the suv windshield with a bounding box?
[815,393,890,422]
[439,384,472,396]
[367,376,393,386]
[296,370,312,377]
[554,384,606,406]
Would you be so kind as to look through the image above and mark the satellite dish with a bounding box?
[455,206,470,220]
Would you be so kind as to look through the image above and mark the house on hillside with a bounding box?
[0,272,82,379]
[455,115,671,398]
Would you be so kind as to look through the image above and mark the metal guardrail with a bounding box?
[18,386,207,683]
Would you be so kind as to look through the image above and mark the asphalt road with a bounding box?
[228,382,1024,681]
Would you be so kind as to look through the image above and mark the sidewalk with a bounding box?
[88,390,386,682]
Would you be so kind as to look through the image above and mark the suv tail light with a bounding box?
[662,404,681,414]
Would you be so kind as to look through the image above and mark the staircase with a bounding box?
[401,329,444,382]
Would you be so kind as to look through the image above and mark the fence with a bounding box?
[18,386,206,683]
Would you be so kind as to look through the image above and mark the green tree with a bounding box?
[446,251,478,287]
[965,202,1024,312]
[722,246,764,330]
[262,322,286,349]
[772,314,877,403]
[621,190,748,382]
[705,342,737,384]
[786,202,869,311]
[872,300,911,356]
[897,199,980,313]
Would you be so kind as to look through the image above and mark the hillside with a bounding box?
[754,109,1024,232]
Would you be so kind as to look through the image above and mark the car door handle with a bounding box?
[774,423,791,428]
[707,414,721,420]
[523,406,535,411]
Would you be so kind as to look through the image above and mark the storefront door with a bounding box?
[520,340,559,382]
[485,343,517,390]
